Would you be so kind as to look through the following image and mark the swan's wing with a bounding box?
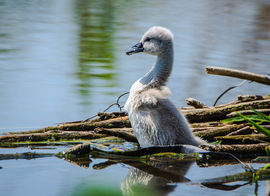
[139,98,197,145]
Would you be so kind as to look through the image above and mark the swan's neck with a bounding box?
[139,49,173,88]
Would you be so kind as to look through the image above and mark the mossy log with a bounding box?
[194,124,246,141]
[215,134,270,144]
[183,99,270,123]
[0,128,136,144]
[0,131,107,143]
[62,143,206,157]
[94,128,137,142]
[200,144,269,156]
[57,116,131,131]
[6,116,131,135]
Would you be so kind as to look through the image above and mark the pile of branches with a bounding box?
[1,93,269,156]
[1,66,270,156]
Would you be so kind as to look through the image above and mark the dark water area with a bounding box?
[0,0,270,195]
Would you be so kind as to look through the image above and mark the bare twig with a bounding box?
[206,66,270,86]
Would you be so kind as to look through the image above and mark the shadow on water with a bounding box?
[74,0,117,104]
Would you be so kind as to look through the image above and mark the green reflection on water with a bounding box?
[75,0,117,101]
[72,185,122,196]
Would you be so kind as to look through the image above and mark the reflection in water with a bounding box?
[75,0,117,104]
[239,3,270,72]
[254,5,270,41]
[121,158,195,196]
[86,154,270,195]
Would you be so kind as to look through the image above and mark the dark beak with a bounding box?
[126,42,144,55]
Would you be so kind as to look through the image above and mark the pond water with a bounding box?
[0,0,270,195]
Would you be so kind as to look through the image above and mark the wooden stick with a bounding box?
[205,66,270,86]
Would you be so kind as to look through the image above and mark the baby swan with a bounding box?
[125,26,206,148]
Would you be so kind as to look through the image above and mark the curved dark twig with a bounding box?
[82,92,129,122]
[213,73,270,107]
[213,80,248,106]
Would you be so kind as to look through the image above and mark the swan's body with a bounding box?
[125,26,206,147]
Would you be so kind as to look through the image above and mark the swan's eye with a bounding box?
[145,37,151,42]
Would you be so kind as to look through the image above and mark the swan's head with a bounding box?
[126,26,173,56]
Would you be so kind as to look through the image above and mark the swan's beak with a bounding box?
[126,42,144,55]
